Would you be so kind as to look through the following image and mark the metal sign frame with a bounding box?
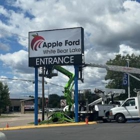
[28,27,84,67]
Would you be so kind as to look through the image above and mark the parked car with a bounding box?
[39,108,63,113]
[39,108,48,113]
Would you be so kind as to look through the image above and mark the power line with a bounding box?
[46,81,64,87]
[0,77,33,82]
[0,77,64,88]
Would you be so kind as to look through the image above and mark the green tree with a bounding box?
[48,94,60,108]
[79,89,99,104]
[105,54,140,100]
[0,82,11,115]
[29,95,34,98]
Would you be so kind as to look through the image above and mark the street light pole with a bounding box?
[126,58,130,98]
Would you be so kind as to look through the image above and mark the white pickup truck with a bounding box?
[109,92,140,123]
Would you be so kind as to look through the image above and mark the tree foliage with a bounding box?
[79,89,99,104]
[0,82,11,115]
[48,94,65,108]
[105,54,140,100]
[47,90,100,108]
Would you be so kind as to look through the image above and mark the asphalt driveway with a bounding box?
[0,113,42,128]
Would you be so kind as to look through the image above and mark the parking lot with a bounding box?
[2,122,140,140]
[0,113,42,128]
[1,113,140,140]
[1,112,140,128]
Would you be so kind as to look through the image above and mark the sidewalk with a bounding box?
[0,122,97,131]
[0,113,97,131]
[0,113,42,128]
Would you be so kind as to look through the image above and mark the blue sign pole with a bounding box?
[74,65,79,122]
[35,67,38,125]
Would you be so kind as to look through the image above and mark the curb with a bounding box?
[0,122,97,131]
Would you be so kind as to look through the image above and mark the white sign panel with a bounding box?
[60,99,67,107]
[28,27,84,67]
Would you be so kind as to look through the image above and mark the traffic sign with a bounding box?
[60,99,67,107]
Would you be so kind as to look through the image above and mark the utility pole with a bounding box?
[47,86,49,107]
[46,86,49,119]
[42,67,45,121]
[126,58,130,98]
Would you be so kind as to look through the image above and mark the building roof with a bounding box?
[10,97,34,100]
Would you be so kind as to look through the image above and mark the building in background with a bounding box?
[10,97,41,113]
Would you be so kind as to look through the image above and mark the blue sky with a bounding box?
[0,0,140,98]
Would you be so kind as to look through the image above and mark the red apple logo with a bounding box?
[31,33,45,51]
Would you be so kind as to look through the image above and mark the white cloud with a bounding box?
[0,0,139,51]
[0,50,34,74]
[0,5,9,17]
[119,44,140,56]
[0,0,140,98]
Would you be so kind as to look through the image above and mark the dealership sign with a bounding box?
[28,27,84,67]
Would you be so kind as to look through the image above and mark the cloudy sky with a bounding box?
[0,0,140,99]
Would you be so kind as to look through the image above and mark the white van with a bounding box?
[109,93,140,123]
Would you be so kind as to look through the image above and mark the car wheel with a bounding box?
[116,114,126,123]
